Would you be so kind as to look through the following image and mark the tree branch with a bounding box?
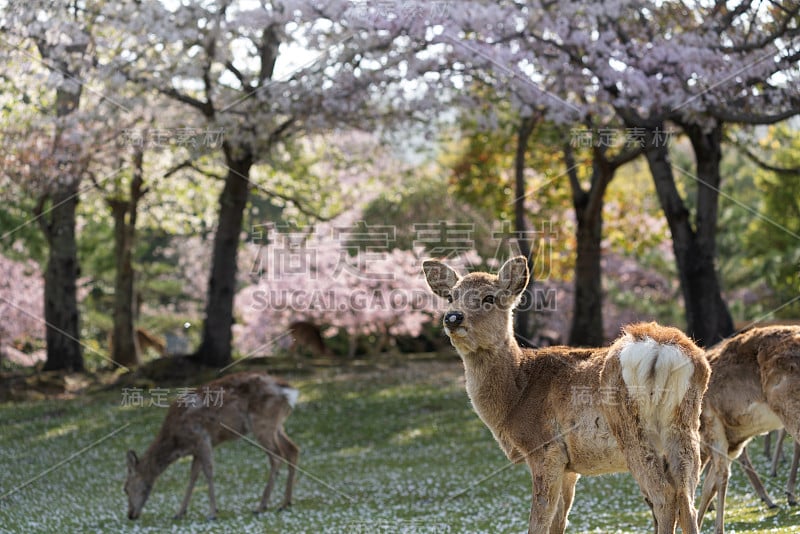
[163,158,225,180]
[734,140,800,176]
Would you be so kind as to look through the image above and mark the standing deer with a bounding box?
[124,371,300,520]
[423,256,710,534]
[697,325,800,533]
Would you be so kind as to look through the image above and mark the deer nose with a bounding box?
[445,311,464,328]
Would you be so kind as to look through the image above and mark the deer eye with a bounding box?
[482,294,495,305]
[446,294,453,304]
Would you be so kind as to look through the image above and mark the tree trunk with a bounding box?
[40,181,83,372]
[643,122,733,346]
[194,146,253,366]
[109,146,145,369]
[513,116,537,345]
[565,145,611,347]
[41,73,84,372]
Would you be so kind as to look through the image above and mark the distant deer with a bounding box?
[125,371,300,520]
[697,325,800,533]
[288,321,334,358]
[423,257,710,534]
[109,327,167,359]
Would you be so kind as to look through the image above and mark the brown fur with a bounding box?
[423,256,710,534]
[288,321,333,358]
[698,325,800,533]
[124,371,299,520]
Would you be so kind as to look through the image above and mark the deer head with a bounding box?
[423,256,529,355]
[124,450,152,520]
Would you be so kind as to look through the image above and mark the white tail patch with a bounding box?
[281,387,299,408]
[618,337,693,425]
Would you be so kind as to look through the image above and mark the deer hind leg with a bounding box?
[252,427,281,513]
[770,429,787,477]
[617,439,680,534]
[664,428,701,534]
[175,456,202,519]
[196,438,217,520]
[549,472,579,534]
[697,463,717,526]
[254,427,299,511]
[696,437,732,534]
[255,453,279,513]
[277,429,299,509]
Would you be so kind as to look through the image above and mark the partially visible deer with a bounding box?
[731,428,799,511]
[770,429,800,505]
[125,371,300,520]
[288,321,334,358]
[697,325,800,533]
[423,256,710,534]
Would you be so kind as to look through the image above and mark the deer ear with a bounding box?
[127,450,139,472]
[422,260,460,299]
[498,256,529,298]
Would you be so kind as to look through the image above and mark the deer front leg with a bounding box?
[738,446,776,508]
[196,439,217,520]
[174,456,201,519]
[525,454,566,534]
[770,429,787,477]
[788,440,799,506]
[277,430,299,510]
[549,472,579,534]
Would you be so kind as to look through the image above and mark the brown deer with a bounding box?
[124,371,300,520]
[423,256,710,534]
[288,321,334,358]
[697,325,800,533]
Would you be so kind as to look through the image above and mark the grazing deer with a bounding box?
[697,325,800,533]
[124,371,300,520]
[423,257,710,534]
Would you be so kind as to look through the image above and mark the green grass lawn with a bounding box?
[1,358,799,533]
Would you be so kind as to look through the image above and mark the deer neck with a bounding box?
[460,336,525,430]
[140,435,184,484]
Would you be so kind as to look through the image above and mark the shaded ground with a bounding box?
[0,357,798,533]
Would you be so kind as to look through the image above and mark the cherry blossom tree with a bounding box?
[0,2,97,371]
[435,0,799,346]
[0,254,45,363]
[108,0,457,365]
